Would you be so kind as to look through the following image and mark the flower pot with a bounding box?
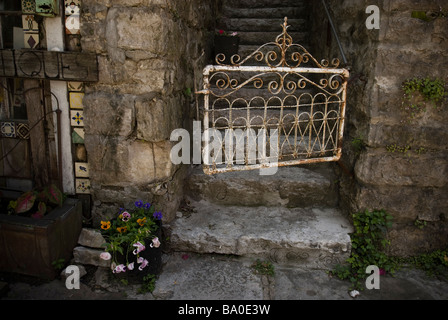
[214,35,240,65]
[0,198,82,279]
[114,221,162,283]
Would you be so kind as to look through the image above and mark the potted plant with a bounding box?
[214,29,239,65]
[6,184,65,219]
[99,200,163,282]
[0,184,82,279]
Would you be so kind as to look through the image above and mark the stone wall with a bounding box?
[310,0,448,256]
[80,0,220,224]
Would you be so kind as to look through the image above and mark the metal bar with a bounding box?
[321,0,348,66]
[204,64,347,75]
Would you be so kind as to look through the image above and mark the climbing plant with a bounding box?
[330,209,397,290]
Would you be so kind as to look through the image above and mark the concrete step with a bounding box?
[170,200,352,269]
[185,164,339,208]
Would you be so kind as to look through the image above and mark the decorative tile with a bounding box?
[67,81,84,92]
[65,0,81,35]
[16,123,30,139]
[21,0,36,14]
[72,127,85,144]
[24,32,39,49]
[69,92,84,109]
[1,122,16,138]
[76,178,91,194]
[22,15,39,32]
[70,110,84,126]
[65,15,80,35]
[75,162,89,178]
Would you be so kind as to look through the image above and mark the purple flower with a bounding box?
[133,241,146,255]
[127,262,135,271]
[135,200,143,208]
[144,202,151,209]
[150,237,161,248]
[137,257,149,270]
[113,264,126,273]
[153,211,162,220]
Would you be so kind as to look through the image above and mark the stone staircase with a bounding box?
[216,0,311,60]
[169,0,352,270]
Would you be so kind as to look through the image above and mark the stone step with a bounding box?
[221,6,308,19]
[238,31,308,46]
[185,164,339,208]
[170,200,352,269]
[220,18,307,33]
[224,0,307,9]
[237,44,312,61]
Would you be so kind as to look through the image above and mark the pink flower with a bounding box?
[133,241,145,255]
[127,262,134,271]
[219,29,224,35]
[150,237,161,248]
[379,268,386,276]
[137,257,149,270]
[113,264,126,273]
[100,252,112,260]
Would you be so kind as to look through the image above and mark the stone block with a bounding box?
[78,228,107,249]
[135,94,183,142]
[85,134,176,185]
[354,185,448,223]
[83,92,135,137]
[73,246,111,268]
[355,149,448,188]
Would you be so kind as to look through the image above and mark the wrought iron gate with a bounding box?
[198,18,349,175]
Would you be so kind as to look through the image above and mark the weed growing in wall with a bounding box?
[401,77,447,120]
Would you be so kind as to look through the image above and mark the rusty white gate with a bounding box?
[197,18,349,175]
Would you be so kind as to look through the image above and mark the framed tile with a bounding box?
[65,15,80,35]
[24,32,39,49]
[67,81,84,92]
[21,0,36,14]
[16,123,30,139]
[69,92,84,109]
[75,162,89,178]
[72,127,85,144]
[65,0,81,14]
[22,15,39,32]
[65,0,81,35]
[70,110,84,126]
[76,178,91,194]
[1,122,16,138]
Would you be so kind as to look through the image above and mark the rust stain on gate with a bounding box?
[197,18,349,175]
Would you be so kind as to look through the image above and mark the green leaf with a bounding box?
[15,191,37,214]
[37,201,47,215]
[45,184,63,207]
